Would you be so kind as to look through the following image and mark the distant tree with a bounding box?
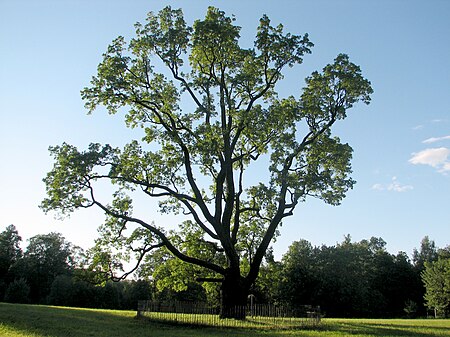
[277,240,320,308]
[41,5,372,318]
[0,225,22,299]
[320,236,377,317]
[251,249,282,305]
[276,236,425,318]
[393,252,424,317]
[438,246,450,260]
[70,278,99,308]
[422,258,450,318]
[413,236,438,271]
[370,250,423,317]
[48,275,75,306]
[4,278,30,304]
[16,232,75,303]
[101,281,123,309]
[122,280,153,310]
[0,225,22,272]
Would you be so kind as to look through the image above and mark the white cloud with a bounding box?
[422,135,450,144]
[388,177,413,192]
[371,177,413,192]
[371,183,384,191]
[442,162,450,172]
[409,147,450,171]
[412,125,424,131]
[431,119,446,123]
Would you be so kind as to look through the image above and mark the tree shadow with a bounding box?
[321,320,450,337]
[2,304,449,337]
[0,303,273,337]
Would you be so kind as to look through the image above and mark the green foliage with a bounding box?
[47,275,74,306]
[19,232,75,303]
[422,257,450,318]
[0,227,157,310]
[42,6,372,307]
[121,280,152,310]
[2,230,84,305]
[403,299,419,318]
[0,225,22,271]
[0,225,22,299]
[4,278,30,304]
[24,233,75,271]
[274,236,424,318]
[47,276,154,310]
[413,236,438,271]
[136,224,220,303]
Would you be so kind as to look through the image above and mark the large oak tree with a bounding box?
[42,6,372,318]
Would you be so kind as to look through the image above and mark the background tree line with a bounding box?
[0,225,153,310]
[1,224,448,317]
[256,236,449,318]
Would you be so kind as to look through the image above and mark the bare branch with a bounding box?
[109,242,166,282]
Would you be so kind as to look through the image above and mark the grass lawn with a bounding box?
[0,302,449,337]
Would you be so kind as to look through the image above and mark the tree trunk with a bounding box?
[219,272,249,319]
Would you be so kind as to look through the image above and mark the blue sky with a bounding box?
[1,0,449,259]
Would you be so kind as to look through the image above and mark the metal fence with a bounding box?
[137,300,321,328]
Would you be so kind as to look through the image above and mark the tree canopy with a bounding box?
[41,6,372,316]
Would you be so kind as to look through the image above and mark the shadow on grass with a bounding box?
[2,303,449,337]
[139,311,320,331]
[0,303,141,337]
[321,320,450,337]
[0,303,279,337]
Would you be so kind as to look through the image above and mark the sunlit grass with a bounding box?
[1,302,449,337]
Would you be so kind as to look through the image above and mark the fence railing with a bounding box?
[137,300,321,328]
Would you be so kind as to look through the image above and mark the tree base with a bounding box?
[219,273,249,320]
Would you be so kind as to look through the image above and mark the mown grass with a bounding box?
[0,302,449,337]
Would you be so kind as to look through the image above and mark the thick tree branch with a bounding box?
[246,108,340,285]
[130,99,219,233]
[88,186,226,275]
